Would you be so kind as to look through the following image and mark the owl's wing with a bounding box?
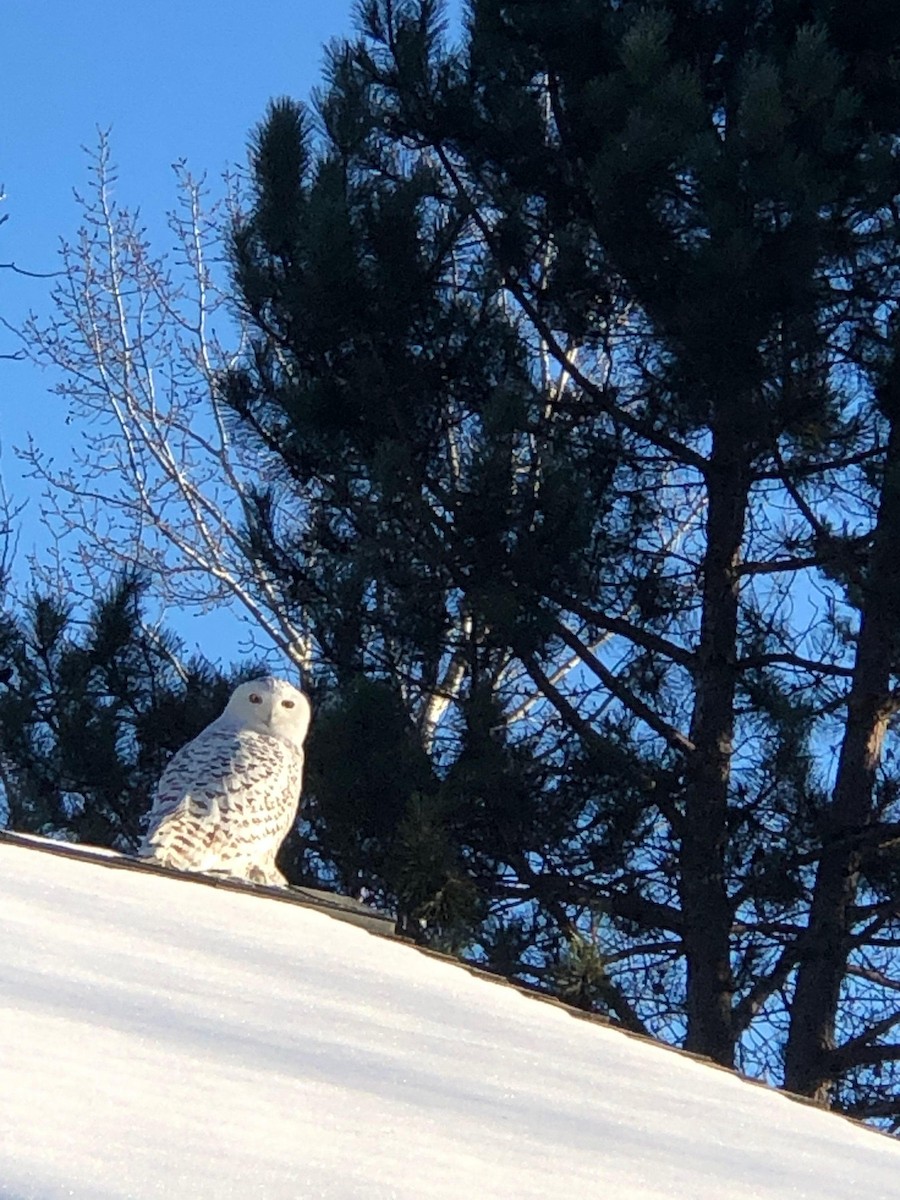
[140,727,302,873]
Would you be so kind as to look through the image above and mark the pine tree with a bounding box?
[0,577,236,850]
[224,0,900,1117]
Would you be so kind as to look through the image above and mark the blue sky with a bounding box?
[2,1,364,661]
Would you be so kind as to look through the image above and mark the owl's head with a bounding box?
[224,677,312,749]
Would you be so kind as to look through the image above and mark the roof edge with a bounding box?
[1,828,894,1142]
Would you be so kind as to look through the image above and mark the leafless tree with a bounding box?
[16,135,315,669]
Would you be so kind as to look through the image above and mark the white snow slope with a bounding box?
[1,841,899,1200]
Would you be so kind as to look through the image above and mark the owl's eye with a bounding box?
[281,699,295,709]
[249,693,263,704]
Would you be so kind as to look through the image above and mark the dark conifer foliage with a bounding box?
[224,0,900,1122]
[0,578,236,850]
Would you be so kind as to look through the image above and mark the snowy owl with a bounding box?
[139,676,311,886]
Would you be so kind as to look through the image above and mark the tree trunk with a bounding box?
[680,422,749,1065]
[784,415,900,1102]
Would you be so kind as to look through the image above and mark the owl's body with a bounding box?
[139,677,311,886]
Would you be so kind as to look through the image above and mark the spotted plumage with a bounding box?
[139,677,311,886]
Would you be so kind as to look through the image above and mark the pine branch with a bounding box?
[427,142,710,474]
[554,594,695,670]
[731,940,802,1037]
[739,555,823,576]
[552,620,695,755]
[831,1035,900,1073]
[735,650,855,678]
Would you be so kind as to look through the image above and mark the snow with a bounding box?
[1,842,898,1200]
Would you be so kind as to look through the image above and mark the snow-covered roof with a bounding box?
[1,834,898,1199]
